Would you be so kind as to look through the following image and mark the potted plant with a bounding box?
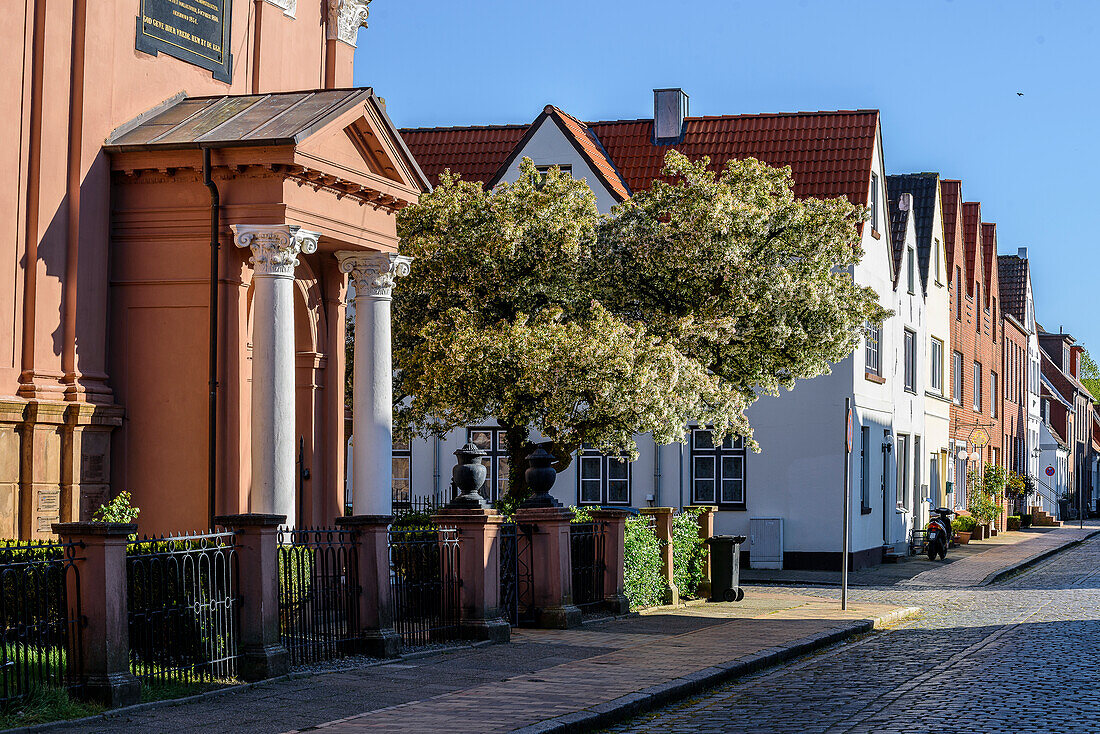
[950,517,976,545]
[952,515,976,545]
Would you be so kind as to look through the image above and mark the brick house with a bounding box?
[1038,330,1097,515]
[941,182,1003,514]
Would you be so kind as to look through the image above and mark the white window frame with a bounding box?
[903,329,917,393]
[991,371,999,419]
[953,350,964,405]
[690,429,747,507]
[467,427,510,502]
[930,337,944,394]
[392,438,412,504]
[865,323,881,376]
[907,247,916,294]
[973,362,983,412]
[577,448,632,506]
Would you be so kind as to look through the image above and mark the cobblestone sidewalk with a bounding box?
[39,591,914,734]
[900,520,1100,587]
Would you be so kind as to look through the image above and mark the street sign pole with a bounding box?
[842,398,852,611]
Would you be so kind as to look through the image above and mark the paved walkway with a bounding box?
[41,591,913,734]
[741,521,1100,587]
[606,532,1100,734]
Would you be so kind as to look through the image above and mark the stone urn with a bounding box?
[519,446,561,509]
[447,443,490,509]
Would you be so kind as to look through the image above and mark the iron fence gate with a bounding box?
[570,522,606,610]
[126,530,239,683]
[0,539,84,706]
[498,523,535,626]
[388,528,461,647]
[278,527,362,665]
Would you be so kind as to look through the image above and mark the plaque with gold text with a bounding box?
[136,0,232,82]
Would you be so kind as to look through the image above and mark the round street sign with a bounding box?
[1046,466,1056,477]
[846,408,853,453]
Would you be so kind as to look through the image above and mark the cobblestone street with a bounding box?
[606,533,1100,734]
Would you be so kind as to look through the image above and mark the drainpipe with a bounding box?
[433,435,441,503]
[653,438,661,508]
[202,147,220,527]
[678,439,685,510]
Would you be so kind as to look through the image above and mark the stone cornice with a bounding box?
[336,251,413,299]
[264,0,296,17]
[232,225,320,277]
[111,164,409,212]
[326,0,371,46]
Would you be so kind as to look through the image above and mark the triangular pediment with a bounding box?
[294,98,428,195]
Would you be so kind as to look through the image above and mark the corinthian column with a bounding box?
[337,251,412,516]
[232,225,319,521]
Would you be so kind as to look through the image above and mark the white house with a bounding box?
[398,92,912,569]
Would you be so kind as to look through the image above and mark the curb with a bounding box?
[980,528,1100,586]
[510,605,921,734]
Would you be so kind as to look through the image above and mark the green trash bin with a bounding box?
[705,534,747,602]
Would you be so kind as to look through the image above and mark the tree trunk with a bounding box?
[502,421,536,513]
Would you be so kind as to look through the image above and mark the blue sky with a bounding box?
[355,0,1098,354]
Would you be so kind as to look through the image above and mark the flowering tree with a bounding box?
[595,152,891,411]
[393,153,890,507]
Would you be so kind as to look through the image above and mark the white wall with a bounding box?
[497,115,620,213]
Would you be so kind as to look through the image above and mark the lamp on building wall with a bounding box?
[882,434,894,452]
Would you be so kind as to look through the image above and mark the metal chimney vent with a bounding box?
[653,88,689,144]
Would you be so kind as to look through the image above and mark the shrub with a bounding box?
[952,515,977,533]
[672,508,708,599]
[1007,515,1021,531]
[623,517,664,608]
[92,491,140,524]
[1020,513,1032,528]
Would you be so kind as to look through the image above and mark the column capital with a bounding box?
[326,0,371,46]
[232,224,319,277]
[337,251,413,299]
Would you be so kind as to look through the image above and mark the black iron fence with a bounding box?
[0,539,84,707]
[388,528,461,647]
[570,522,606,610]
[392,497,444,520]
[278,527,362,665]
[126,531,239,684]
[498,523,534,627]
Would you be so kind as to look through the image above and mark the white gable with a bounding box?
[496,116,620,213]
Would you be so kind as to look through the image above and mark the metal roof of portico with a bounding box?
[106,88,376,151]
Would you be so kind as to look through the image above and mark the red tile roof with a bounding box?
[940,180,962,269]
[399,124,528,186]
[550,108,632,201]
[401,109,880,206]
[962,202,983,296]
[981,223,998,307]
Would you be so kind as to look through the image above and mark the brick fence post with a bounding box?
[695,506,716,599]
[590,508,629,614]
[53,522,140,707]
[335,515,402,657]
[639,507,678,605]
[215,514,288,681]
[433,507,510,642]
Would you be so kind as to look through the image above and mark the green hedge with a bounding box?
[672,508,708,599]
[624,517,664,608]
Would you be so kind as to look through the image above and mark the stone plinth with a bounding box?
[514,505,581,628]
[640,507,679,605]
[336,514,402,657]
[432,507,510,643]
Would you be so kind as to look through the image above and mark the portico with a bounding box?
[103,89,428,533]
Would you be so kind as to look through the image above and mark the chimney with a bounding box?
[653,88,689,144]
[1018,246,1028,260]
[899,192,913,212]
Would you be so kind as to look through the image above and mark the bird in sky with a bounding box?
[1017,92,1024,96]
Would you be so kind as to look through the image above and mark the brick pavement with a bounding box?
[39,591,912,734]
[606,533,1100,734]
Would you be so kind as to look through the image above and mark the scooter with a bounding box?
[926,507,956,561]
